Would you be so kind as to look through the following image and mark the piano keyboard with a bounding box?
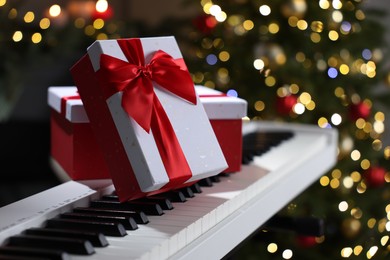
[0,121,338,260]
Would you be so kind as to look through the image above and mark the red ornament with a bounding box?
[91,5,114,20]
[364,166,387,187]
[348,102,371,121]
[276,95,297,115]
[296,235,317,248]
[193,14,218,34]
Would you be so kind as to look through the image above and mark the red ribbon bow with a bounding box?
[97,38,194,188]
[97,39,196,132]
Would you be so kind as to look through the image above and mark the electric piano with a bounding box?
[0,121,338,260]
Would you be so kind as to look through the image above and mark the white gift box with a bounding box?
[70,36,227,201]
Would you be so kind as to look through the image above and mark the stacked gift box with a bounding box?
[49,36,247,202]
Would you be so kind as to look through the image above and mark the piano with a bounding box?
[0,121,338,260]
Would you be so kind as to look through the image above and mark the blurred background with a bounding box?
[1,0,390,258]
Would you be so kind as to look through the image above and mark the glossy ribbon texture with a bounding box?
[97,38,194,186]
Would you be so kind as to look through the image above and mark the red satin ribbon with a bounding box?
[61,94,80,117]
[97,38,194,186]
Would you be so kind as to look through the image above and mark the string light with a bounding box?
[93,18,104,29]
[380,236,389,246]
[254,101,265,111]
[12,31,23,42]
[49,4,61,17]
[219,51,230,62]
[366,246,378,259]
[339,201,349,212]
[319,0,330,9]
[259,5,271,16]
[23,11,35,23]
[39,18,50,29]
[331,113,342,125]
[282,249,293,259]
[332,10,343,23]
[267,243,278,253]
[320,176,330,186]
[253,59,265,70]
[31,32,42,44]
[328,30,339,41]
[8,8,17,19]
[341,247,353,258]
[328,67,338,78]
[96,0,108,13]
[354,245,363,256]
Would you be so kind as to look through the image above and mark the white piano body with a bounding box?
[0,121,338,259]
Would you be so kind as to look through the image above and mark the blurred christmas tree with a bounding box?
[2,0,390,258]
[0,0,135,121]
[164,0,390,259]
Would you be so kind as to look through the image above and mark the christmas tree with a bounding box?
[2,0,390,258]
[165,0,390,259]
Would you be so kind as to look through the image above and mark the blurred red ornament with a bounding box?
[91,5,113,20]
[296,235,317,248]
[364,166,387,187]
[276,95,297,115]
[193,14,218,34]
[348,102,370,121]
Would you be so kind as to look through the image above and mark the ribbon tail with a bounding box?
[121,77,155,133]
[151,96,192,187]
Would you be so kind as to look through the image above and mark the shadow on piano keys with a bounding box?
[0,121,338,259]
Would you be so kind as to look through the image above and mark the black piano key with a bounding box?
[133,197,174,210]
[0,246,69,260]
[73,207,149,224]
[198,177,213,187]
[242,131,294,164]
[46,218,127,237]
[242,155,253,165]
[243,131,293,150]
[219,172,230,178]
[177,186,194,198]
[59,212,138,231]
[190,183,202,193]
[101,194,175,210]
[209,175,221,183]
[254,146,271,155]
[7,235,95,255]
[90,200,164,216]
[25,228,109,247]
[100,194,119,201]
[153,190,186,203]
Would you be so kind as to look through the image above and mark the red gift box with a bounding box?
[68,37,227,201]
[195,86,247,173]
[48,88,109,181]
[48,85,247,184]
